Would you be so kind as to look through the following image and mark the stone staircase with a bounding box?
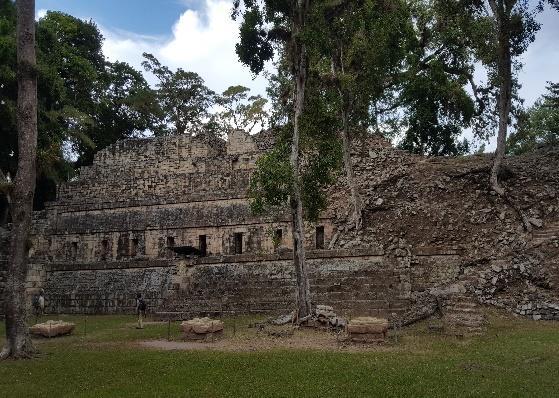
[442,294,486,336]
[532,221,559,245]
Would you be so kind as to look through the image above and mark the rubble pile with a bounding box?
[270,305,347,329]
[330,143,559,259]
[303,305,346,329]
[329,141,559,324]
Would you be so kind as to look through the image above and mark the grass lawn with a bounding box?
[0,310,558,397]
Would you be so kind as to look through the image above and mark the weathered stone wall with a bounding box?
[22,131,472,317]
[44,260,177,314]
[33,131,337,266]
[40,248,462,316]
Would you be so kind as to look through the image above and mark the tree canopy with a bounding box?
[508,82,559,154]
[0,5,157,205]
[141,53,215,136]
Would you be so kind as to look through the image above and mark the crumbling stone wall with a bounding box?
[125,249,462,318]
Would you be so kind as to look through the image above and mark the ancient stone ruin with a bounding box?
[1,129,558,334]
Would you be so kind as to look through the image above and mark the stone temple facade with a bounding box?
[0,130,461,318]
[3,129,559,328]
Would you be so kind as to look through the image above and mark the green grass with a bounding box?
[1,311,559,397]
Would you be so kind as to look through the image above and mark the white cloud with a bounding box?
[37,9,47,20]
[101,0,268,97]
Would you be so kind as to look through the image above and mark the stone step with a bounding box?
[449,315,486,324]
[445,306,479,313]
[445,302,479,310]
[445,299,478,306]
[442,293,486,335]
[533,231,559,237]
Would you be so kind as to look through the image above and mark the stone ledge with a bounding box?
[45,246,463,272]
[47,190,249,213]
[47,259,174,272]
[188,248,386,265]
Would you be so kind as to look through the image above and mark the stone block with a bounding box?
[347,317,389,342]
[29,320,75,338]
[180,317,224,341]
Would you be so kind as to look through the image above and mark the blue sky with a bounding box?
[36,1,270,98]
[35,0,559,149]
[36,0,195,36]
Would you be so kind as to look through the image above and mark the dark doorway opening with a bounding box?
[166,236,175,258]
[233,232,243,255]
[199,235,207,257]
[101,239,109,261]
[315,226,325,249]
[131,238,139,257]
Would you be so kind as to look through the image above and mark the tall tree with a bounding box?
[1,8,156,207]
[308,0,411,229]
[543,82,559,109]
[142,53,215,136]
[397,0,480,156]
[1,0,37,359]
[234,0,313,319]
[456,0,559,194]
[508,82,559,154]
[215,85,268,134]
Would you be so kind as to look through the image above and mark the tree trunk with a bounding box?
[290,0,311,320]
[1,0,37,360]
[331,53,363,230]
[490,8,511,197]
[488,1,532,232]
[340,104,363,230]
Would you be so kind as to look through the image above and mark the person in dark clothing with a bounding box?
[135,293,147,329]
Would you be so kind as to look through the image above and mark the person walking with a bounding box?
[38,289,45,316]
[135,293,146,329]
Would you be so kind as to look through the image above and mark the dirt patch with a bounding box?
[124,321,167,327]
[137,327,397,353]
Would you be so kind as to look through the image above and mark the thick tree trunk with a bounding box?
[338,83,363,230]
[1,0,37,360]
[290,0,311,320]
[488,1,532,232]
[489,0,512,196]
[490,12,511,197]
[331,51,362,230]
[340,106,362,230]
